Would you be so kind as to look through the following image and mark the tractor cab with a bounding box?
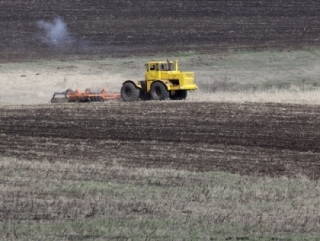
[145,60,179,81]
[145,60,178,72]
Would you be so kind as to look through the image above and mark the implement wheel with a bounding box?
[121,82,140,101]
[65,89,74,97]
[150,82,169,100]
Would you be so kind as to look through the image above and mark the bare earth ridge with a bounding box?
[1,101,320,179]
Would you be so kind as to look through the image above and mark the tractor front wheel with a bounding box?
[170,90,188,100]
[177,90,187,100]
[150,82,169,100]
[121,82,140,101]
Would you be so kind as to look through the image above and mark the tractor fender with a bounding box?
[122,80,142,89]
[152,80,173,90]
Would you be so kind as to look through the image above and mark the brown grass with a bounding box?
[2,49,320,105]
[189,86,320,105]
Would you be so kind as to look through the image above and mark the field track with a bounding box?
[1,101,320,179]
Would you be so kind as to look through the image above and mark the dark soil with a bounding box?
[1,101,320,179]
[1,0,320,62]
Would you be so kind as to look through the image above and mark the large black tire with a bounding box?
[121,82,140,101]
[177,90,188,100]
[150,82,169,100]
[170,90,188,100]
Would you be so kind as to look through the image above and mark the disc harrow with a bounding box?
[51,88,121,103]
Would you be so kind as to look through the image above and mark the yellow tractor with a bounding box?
[121,60,197,101]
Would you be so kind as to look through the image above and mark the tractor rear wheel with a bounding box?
[121,82,140,101]
[150,82,169,100]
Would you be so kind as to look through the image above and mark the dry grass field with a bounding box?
[2,49,320,105]
[1,157,320,240]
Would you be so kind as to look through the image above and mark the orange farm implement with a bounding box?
[51,88,121,103]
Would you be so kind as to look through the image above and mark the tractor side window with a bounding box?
[168,63,175,71]
[150,64,156,71]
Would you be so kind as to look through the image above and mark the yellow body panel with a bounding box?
[144,60,197,92]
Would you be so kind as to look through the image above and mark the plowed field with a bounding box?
[2,101,320,179]
[2,0,320,61]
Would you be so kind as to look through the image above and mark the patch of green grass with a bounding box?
[59,180,118,193]
[1,219,318,241]
[176,50,197,57]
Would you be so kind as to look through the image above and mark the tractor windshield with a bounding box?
[159,63,175,71]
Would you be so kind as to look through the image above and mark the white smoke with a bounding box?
[37,17,75,48]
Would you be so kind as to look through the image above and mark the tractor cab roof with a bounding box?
[146,60,178,64]
[145,60,178,71]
